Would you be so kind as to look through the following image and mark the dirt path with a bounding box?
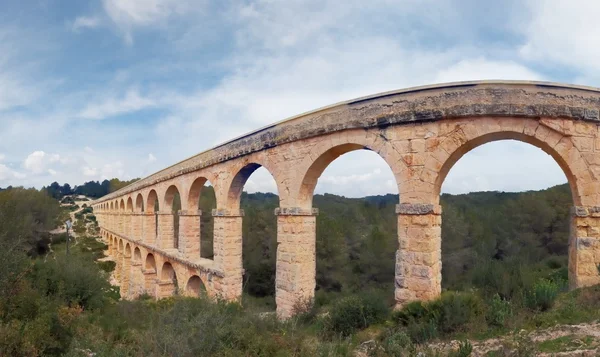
[430,322,600,356]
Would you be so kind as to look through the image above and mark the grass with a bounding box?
[537,335,596,353]
[42,210,600,356]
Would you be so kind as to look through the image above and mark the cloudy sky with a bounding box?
[0,0,593,197]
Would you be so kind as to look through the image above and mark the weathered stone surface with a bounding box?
[93,81,600,318]
[212,209,244,217]
[274,207,319,216]
[396,203,440,215]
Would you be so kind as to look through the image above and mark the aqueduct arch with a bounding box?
[94,81,600,317]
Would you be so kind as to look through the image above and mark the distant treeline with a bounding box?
[39,178,139,200]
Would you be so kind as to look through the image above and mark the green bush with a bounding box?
[433,291,484,333]
[394,291,484,342]
[325,292,390,336]
[472,259,535,300]
[381,330,413,356]
[29,255,111,310]
[526,279,559,311]
[448,340,473,357]
[407,319,438,344]
[97,260,116,273]
[486,294,512,327]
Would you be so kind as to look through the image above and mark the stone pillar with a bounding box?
[131,213,142,241]
[117,214,123,235]
[143,269,158,298]
[212,209,243,301]
[570,206,600,289]
[129,261,143,299]
[274,207,318,319]
[115,250,123,281]
[157,280,176,298]
[142,212,157,245]
[123,213,130,238]
[121,253,132,298]
[395,203,442,308]
[178,210,202,259]
[157,211,176,250]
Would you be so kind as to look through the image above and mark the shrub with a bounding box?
[472,260,535,300]
[29,255,111,310]
[407,319,438,344]
[394,291,484,342]
[525,279,559,311]
[97,260,116,273]
[486,294,512,327]
[381,330,414,356]
[448,340,473,357]
[325,292,390,336]
[394,300,429,326]
[435,291,484,333]
[292,297,319,324]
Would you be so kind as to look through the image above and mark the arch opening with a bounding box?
[147,190,159,241]
[160,262,178,296]
[145,253,156,271]
[135,193,144,212]
[188,177,217,259]
[144,253,157,297]
[164,186,182,249]
[435,131,580,205]
[304,146,399,304]
[186,275,207,296]
[438,137,575,299]
[227,164,279,310]
[134,247,142,262]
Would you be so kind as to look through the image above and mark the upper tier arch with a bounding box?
[93,80,600,206]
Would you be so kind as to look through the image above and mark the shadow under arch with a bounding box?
[144,253,157,296]
[160,262,178,296]
[187,176,218,259]
[135,193,144,212]
[186,275,207,297]
[164,185,182,249]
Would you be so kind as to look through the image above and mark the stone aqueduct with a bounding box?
[93,81,600,317]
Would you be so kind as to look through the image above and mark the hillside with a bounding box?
[235,184,572,302]
[1,183,594,356]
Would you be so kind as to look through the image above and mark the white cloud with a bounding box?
[23,151,61,174]
[102,0,196,43]
[78,88,155,120]
[520,0,600,76]
[82,166,98,177]
[48,169,57,176]
[435,58,543,83]
[0,164,25,183]
[101,161,125,180]
[0,154,5,162]
[0,0,577,196]
[71,16,101,32]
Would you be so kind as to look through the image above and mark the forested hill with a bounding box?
[237,183,572,299]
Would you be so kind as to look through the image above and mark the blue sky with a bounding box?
[0,0,594,196]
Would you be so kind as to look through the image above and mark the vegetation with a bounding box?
[1,182,599,356]
[42,178,139,200]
